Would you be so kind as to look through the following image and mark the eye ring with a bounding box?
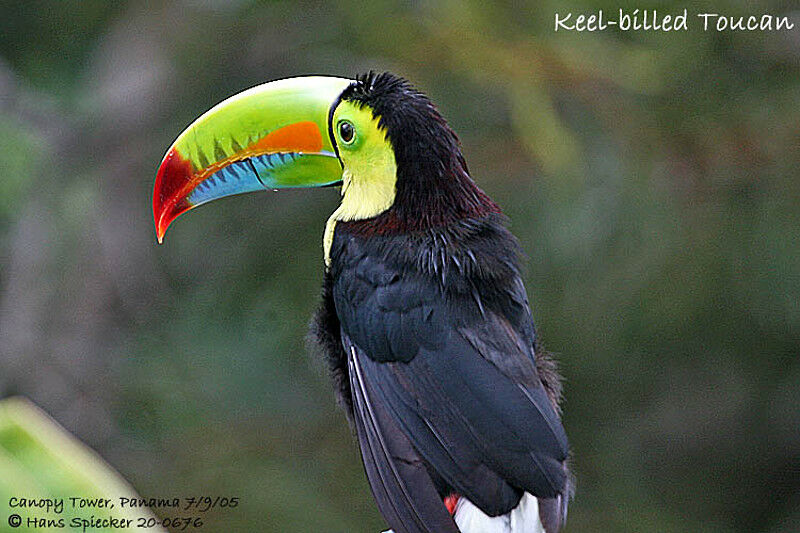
[338,120,355,144]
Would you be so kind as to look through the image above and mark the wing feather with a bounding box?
[348,344,460,533]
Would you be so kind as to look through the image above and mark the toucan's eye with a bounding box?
[338,120,355,144]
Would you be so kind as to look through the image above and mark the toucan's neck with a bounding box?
[357,91,501,233]
[322,159,499,266]
[348,144,501,236]
[341,172,500,238]
[322,146,399,267]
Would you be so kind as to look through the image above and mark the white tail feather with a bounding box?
[453,493,545,533]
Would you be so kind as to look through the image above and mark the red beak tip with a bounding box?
[154,212,173,245]
[153,210,167,244]
[153,148,195,245]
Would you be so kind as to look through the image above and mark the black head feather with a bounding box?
[334,71,500,233]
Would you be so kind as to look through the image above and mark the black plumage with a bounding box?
[309,72,571,533]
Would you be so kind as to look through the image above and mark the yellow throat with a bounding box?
[323,103,398,266]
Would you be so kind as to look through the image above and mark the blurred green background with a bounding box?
[0,1,798,532]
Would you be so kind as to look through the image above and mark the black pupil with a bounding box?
[340,122,354,142]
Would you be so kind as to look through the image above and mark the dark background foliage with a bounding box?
[1,1,798,531]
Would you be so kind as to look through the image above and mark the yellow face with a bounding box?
[321,101,399,266]
[329,102,398,222]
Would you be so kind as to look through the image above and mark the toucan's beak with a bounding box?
[153,76,352,243]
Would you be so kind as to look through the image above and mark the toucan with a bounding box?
[153,72,571,533]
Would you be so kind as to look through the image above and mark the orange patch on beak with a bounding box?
[248,121,323,153]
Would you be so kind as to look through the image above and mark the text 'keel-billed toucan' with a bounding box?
[153,72,572,533]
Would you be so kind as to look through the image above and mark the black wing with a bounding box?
[346,334,460,533]
[333,240,569,532]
